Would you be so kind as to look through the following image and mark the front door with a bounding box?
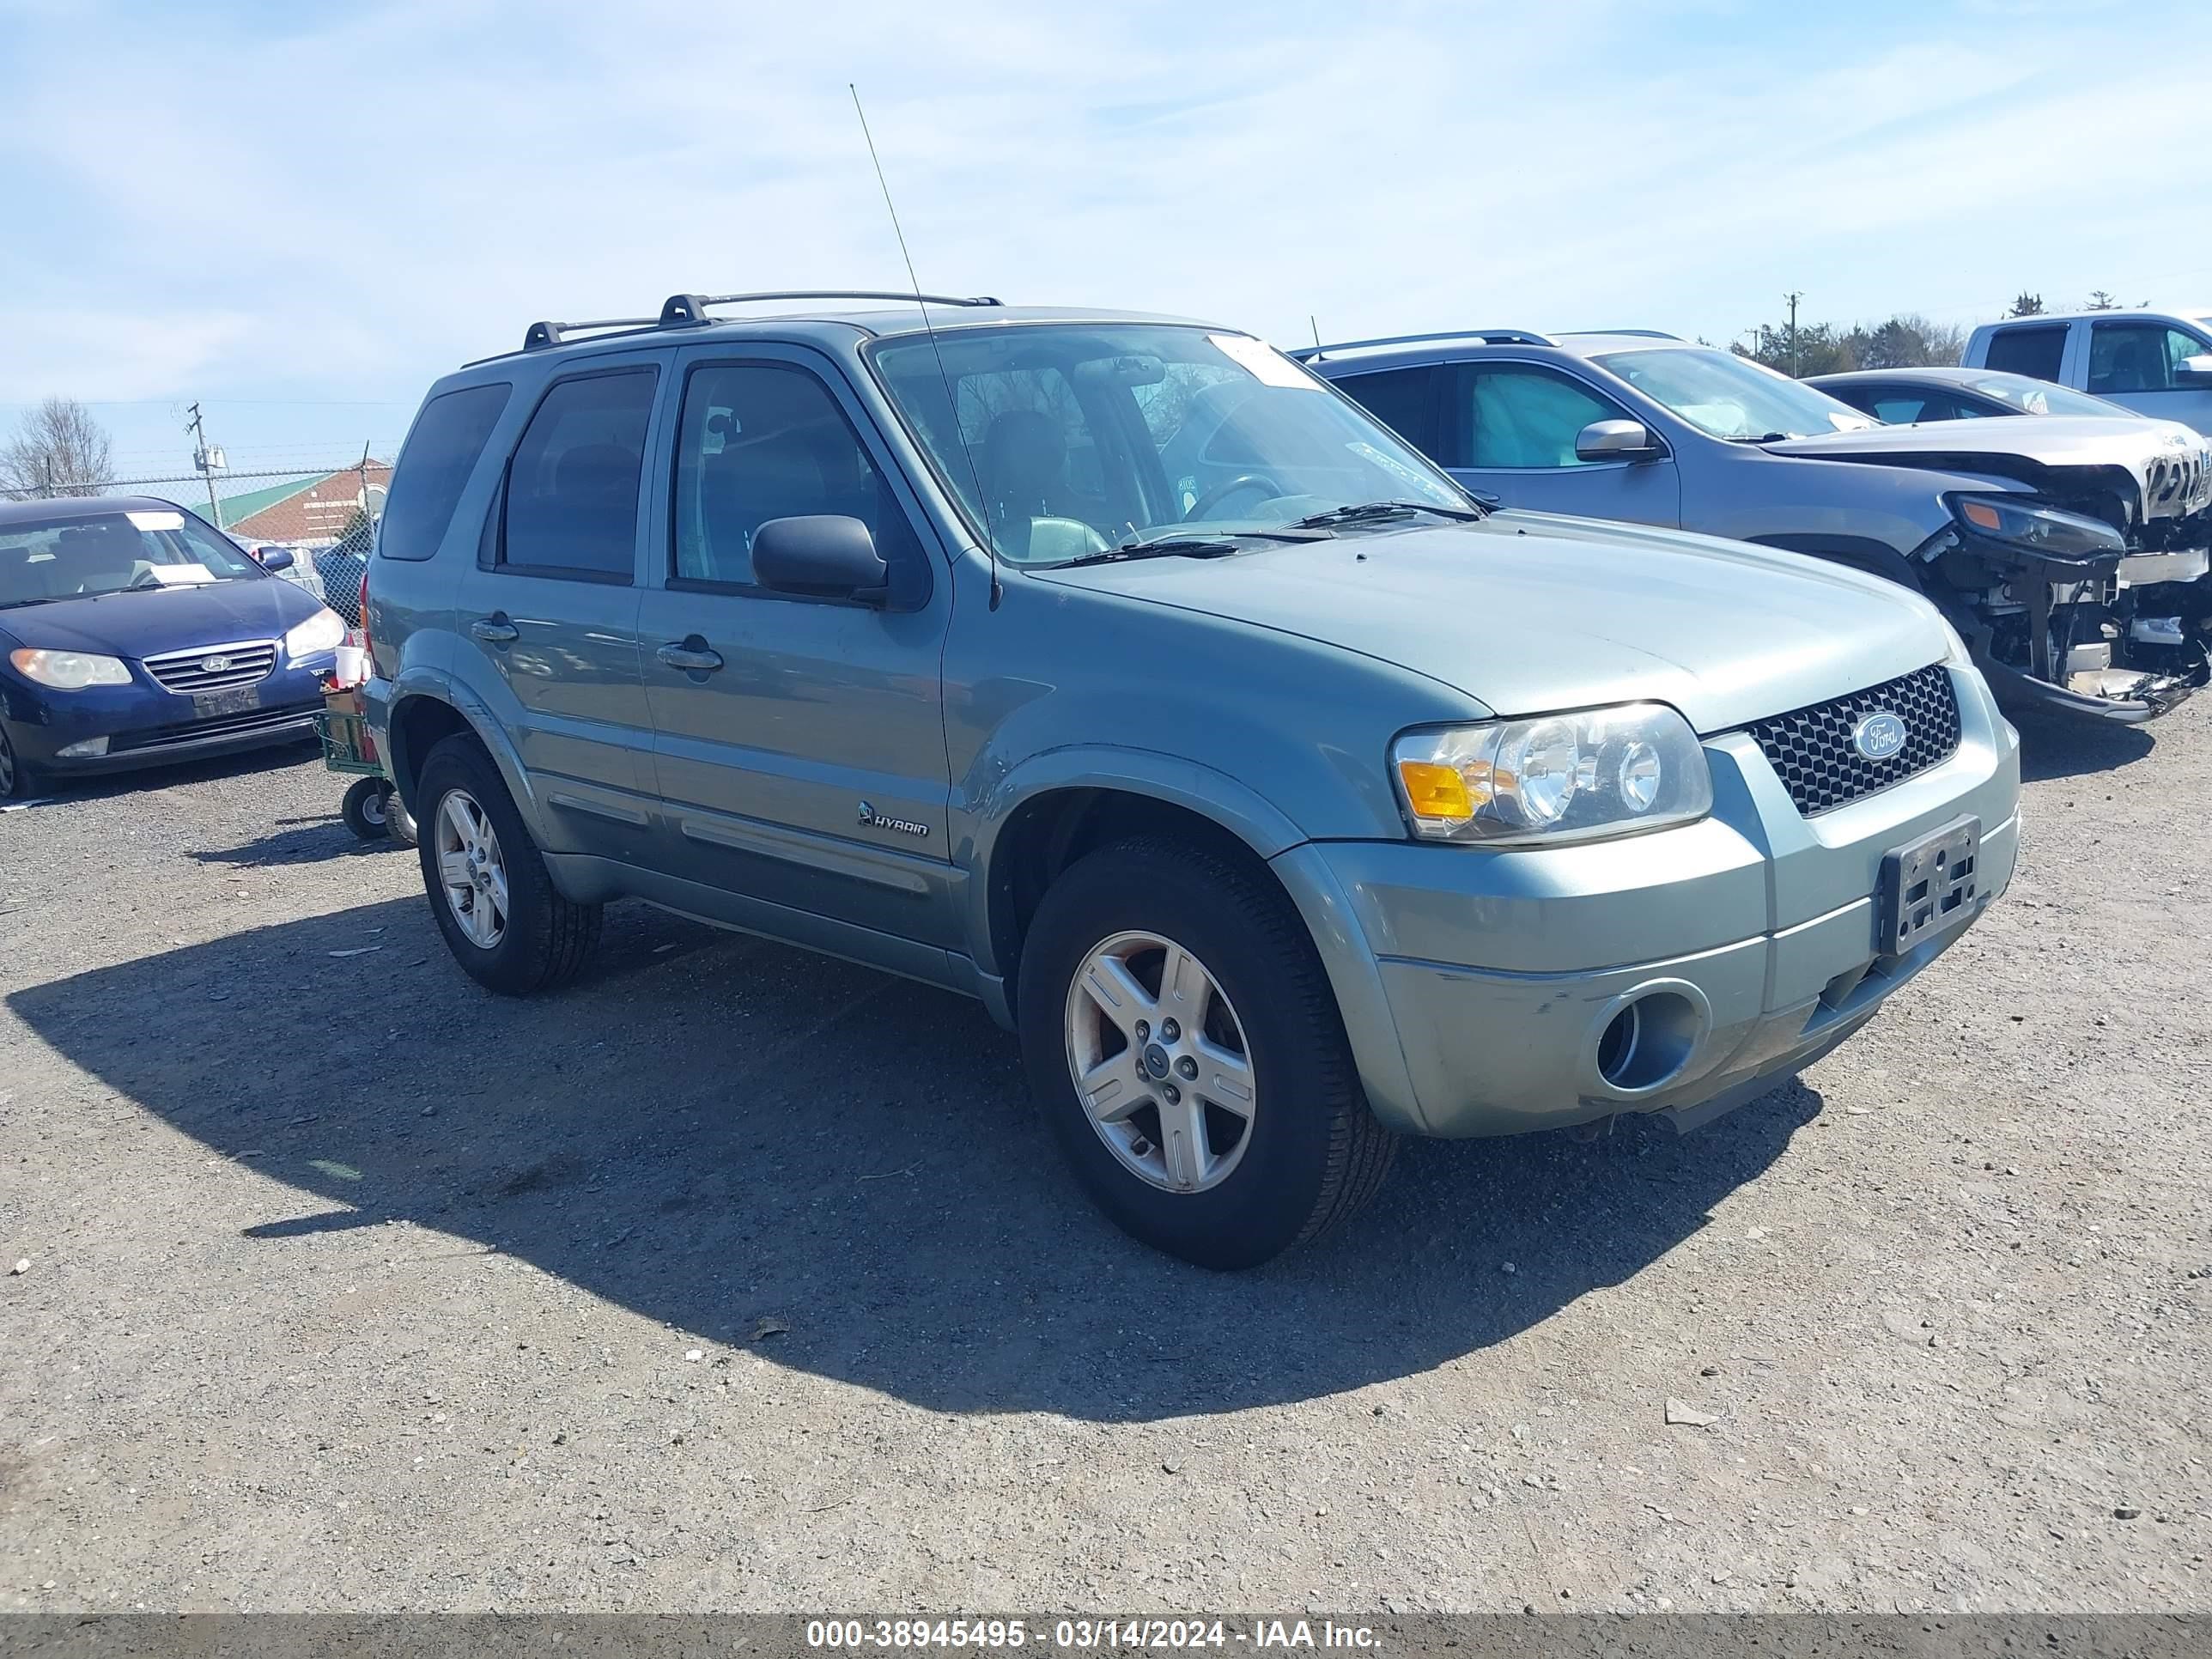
[1437,361,1681,527]
[455,354,666,863]
[2083,318,2212,437]
[635,346,958,948]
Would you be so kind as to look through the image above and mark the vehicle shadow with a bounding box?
[190,818,407,868]
[8,896,1820,1422]
[24,738,325,805]
[2014,709,2156,783]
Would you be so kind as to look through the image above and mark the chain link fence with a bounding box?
[13,459,390,623]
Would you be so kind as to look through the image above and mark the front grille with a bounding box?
[142,640,277,693]
[111,702,319,753]
[1747,663,1961,817]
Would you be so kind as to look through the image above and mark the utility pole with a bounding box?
[1784,290,1804,377]
[185,403,224,527]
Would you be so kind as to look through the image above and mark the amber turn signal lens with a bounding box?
[1960,499,2002,532]
[1397,759,1474,820]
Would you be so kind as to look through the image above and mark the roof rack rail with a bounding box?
[1568,327,1679,340]
[1290,327,1557,362]
[522,316,660,350]
[659,289,1004,326]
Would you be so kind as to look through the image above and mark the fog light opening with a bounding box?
[1595,990,1700,1093]
[56,735,110,759]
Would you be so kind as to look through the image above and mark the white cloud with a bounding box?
[2,0,2206,440]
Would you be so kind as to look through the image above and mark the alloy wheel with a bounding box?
[434,788,509,949]
[1063,929,1258,1194]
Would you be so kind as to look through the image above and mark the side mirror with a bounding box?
[1575,419,1662,463]
[752,515,889,604]
[2172,354,2212,383]
[253,546,295,572]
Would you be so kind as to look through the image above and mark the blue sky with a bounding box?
[2,0,2207,493]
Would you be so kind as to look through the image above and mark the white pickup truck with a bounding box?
[1964,309,2212,436]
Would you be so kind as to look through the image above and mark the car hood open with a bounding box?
[1765,417,2212,527]
[0,576,329,660]
[1036,515,1952,735]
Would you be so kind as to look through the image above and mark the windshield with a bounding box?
[1965,374,2134,417]
[0,506,265,609]
[1595,347,1875,441]
[870,323,1469,567]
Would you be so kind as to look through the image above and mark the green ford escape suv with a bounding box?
[362,291,2020,1267]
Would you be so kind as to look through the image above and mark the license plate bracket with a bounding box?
[1877,814,1981,956]
[192,684,263,720]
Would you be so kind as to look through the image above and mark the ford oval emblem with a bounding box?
[1852,710,1908,761]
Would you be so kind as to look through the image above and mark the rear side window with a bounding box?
[501,369,658,580]
[1981,325,2067,381]
[379,383,510,561]
[1332,368,1437,450]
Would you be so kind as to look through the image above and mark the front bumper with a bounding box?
[1,655,331,777]
[1277,665,2021,1139]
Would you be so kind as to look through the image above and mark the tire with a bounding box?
[0,725,30,799]
[1017,835,1396,1269]
[385,787,419,848]
[341,775,388,841]
[413,734,602,994]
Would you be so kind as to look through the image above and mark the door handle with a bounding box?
[470,616,520,645]
[658,638,725,673]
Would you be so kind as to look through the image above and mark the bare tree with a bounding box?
[0,398,114,500]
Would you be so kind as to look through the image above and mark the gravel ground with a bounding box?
[1,714,2207,1615]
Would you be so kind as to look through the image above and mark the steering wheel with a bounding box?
[1182,474,1287,522]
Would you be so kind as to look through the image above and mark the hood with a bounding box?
[0,574,329,659]
[1765,416,2212,525]
[1036,515,1952,735]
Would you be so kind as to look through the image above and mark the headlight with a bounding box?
[1392,702,1713,845]
[8,648,132,690]
[283,606,347,659]
[1948,495,2125,559]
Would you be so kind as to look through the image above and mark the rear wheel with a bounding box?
[385,787,419,848]
[414,734,601,994]
[1017,836,1396,1269]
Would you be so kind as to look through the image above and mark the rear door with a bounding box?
[1432,360,1680,526]
[456,350,669,862]
[635,343,959,948]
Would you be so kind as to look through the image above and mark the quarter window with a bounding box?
[1449,366,1626,469]
[500,369,657,580]
[380,383,511,562]
[1332,368,1437,450]
[672,362,927,600]
[1980,324,2067,382]
[2086,321,2209,394]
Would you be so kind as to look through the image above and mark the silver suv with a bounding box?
[1309,329,2212,724]
[364,292,2018,1267]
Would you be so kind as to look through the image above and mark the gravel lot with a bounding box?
[2,713,2207,1615]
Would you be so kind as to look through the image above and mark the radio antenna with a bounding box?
[850,84,1002,611]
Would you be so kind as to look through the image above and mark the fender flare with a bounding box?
[962,744,1311,979]
[383,667,544,834]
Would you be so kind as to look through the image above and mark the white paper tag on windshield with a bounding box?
[125,509,185,532]
[145,563,216,586]
[1208,333,1319,390]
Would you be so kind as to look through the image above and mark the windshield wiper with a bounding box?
[1058,538,1249,568]
[1724,431,1796,444]
[1290,498,1488,529]
[0,595,64,611]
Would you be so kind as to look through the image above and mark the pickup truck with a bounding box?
[1963,309,2212,437]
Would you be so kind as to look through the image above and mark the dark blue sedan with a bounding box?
[0,495,345,798]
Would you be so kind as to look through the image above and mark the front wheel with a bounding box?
[1017,836,1396,1269]
[414,735,602,994]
